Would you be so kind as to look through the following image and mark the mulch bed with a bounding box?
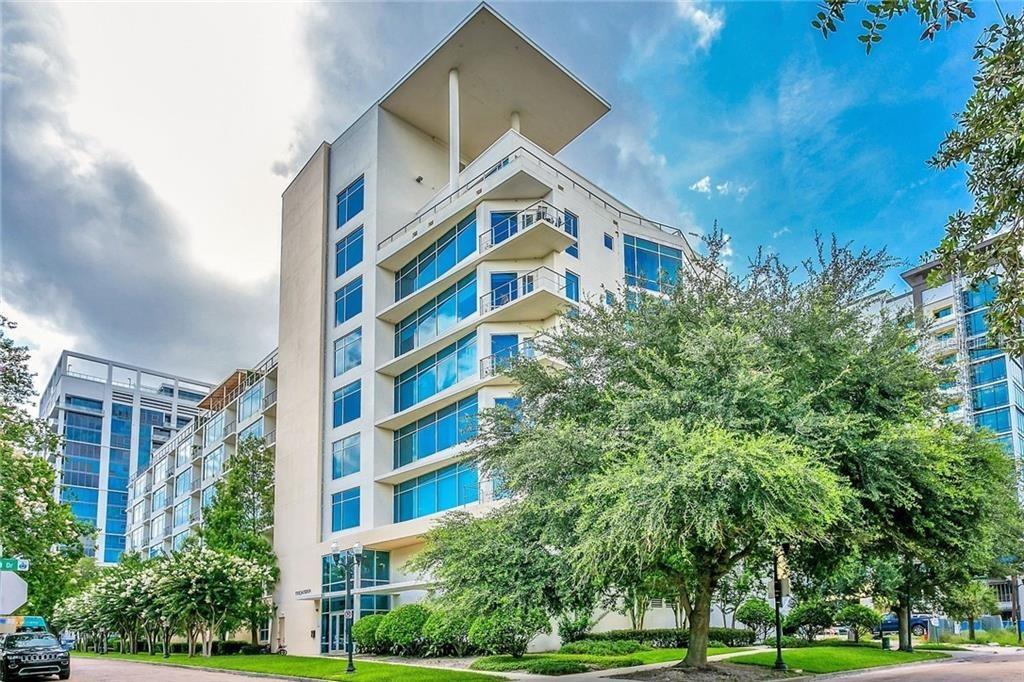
[612,662,801,681]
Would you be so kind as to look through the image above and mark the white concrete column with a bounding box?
[449,68,460,189]
[510,111,521,133]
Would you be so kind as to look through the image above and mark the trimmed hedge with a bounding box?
[581,627,755,648]
[376,604,431,656]
[422,610,474,657]
[559,639,648,655]
[352,613,386,654]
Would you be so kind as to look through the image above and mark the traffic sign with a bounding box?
[342,609,353,619]
[0,559,29,572]
[0,572,27,615]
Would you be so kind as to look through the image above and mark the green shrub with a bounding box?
[376,604,431,655]
[708,639,726,647]
[557,611,595,643]
[558,639,648,655]
[785,600,835,642]
[835,604,880,642]
[768,634,811,648]
[352,613,386,654]
[524,659,590,675]
[421,609,473,657]
[471,654,644,674]
[736,598,775,642]
[582,628,687,648]
[238,644,266,655]
[468,608,550,658]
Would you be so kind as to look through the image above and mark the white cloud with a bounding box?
[675,1,725,51]
[690,176,712,194]
[772,227,791,238]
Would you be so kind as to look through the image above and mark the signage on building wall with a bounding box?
[295,588,311,597]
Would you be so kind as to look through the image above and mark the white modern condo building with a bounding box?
[273,4,697,655]
[38,351,212,564]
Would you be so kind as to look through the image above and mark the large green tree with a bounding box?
[200,434,277,645]
[0,317,87,620]
[941,579,999,640]
[814,2,1023,355]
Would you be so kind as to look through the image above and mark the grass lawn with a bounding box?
[730,646,948,674]
[73,651,496,681]
[471,647,745,675]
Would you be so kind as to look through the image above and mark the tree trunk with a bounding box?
[677,575,693,629]
[250,622,259,646]
[681,574,714,668]
[968,615,976,641]
[162,628,171,658]
[898,600,910,651]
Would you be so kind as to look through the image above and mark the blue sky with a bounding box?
[2,1,1015,387]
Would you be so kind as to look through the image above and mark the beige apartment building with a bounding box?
[273,4,698,655]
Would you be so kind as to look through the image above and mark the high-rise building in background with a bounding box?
[866,255,1024,621]
[122,350,278,561]
[272,4,697,655]
[38,352,212,564]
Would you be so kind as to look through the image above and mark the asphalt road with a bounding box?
[830,648,1024,682]
[66,656,296,682]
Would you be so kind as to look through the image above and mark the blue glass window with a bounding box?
[394,333,477,412]
[604,233,614,250]
[491,211,518,245]
[337,176,365,227]
[933,306,952,319]
[936,330,955,342]
[565,210,579,257]
[336,226,364,278]
[963,277,998,310]
[332,433,360,479]
[335,277,363,326]
[395,212,477,300]
[394,462,478,522]
[970,346,1002,361]
[972,357,1007,385]
[624,234,683,292]
[334,328,362,376]
[66,395,103,412]
[393,394,478,468]
[965,310,989,337]
[566,270,580,302]
[333,381,361,428]
[331,487,360,532]
[174,500,191,527]
[239,418,263,441]
[973,382,1009,411]
[201,485,217,509]
[175,469,192,497]
[205,412,226,447]
[238,382,264,422]
[490,271,531,308]
[61,486,99,526]
[975,408,1011,434]
[395,274,476,356]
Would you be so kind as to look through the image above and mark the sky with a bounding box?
[1,0,1015,400]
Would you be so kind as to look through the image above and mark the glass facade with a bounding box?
[137,408,169,470]
[395,274,476,356]
[331,487,360,532]
[175,469,192,497]
[393,394,478,468]
[565,210,579,257]
[394,462,479,522]
[335,277,363,326]
[336,226,364,278]
[203,445,225,480]
[332,381,361,428]
[332,433,360,479]
[394,333,476,411]
[320,549,391,653]
[334,328,362,377]
[336,176,365,227]
[239,418,263,442]
[205,412,226,447]
[395,212,476,300]
[238,382,264,422]
[624,234,683,292]
[566,270,580,302]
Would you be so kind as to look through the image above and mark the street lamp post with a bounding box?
[772,547,787,672]
[331,542,364,674]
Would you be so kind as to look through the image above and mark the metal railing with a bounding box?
[480,339,537,378]
[479,267,567,315]
[264,429,277,445]
[478,201,567,252]
[263,389,277,409]
[377,145,691,252]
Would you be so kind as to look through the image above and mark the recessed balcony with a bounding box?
[376,267,573,377]
[376,148,554,270]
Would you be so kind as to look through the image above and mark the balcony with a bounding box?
[263,389,277,411]
[478,202,575,258]
[376,147,554,269]
[479,267,573,322]
[264,429,277,446]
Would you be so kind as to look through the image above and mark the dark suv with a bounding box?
[0,632,70,680]
[874,613,931,637]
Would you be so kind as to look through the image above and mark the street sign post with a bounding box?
[0,559,29,572]
[0,572,28,615]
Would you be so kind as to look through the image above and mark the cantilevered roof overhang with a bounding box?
[379,3,610,160]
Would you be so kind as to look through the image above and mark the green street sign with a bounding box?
[0,559,29,572]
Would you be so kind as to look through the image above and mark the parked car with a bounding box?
[0,632,71,680]
[874,613,930,637]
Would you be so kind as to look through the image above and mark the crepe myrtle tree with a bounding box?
[455,232,966,668]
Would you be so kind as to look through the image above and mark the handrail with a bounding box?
[377,145,691,252]
[479,339,537,378]
[478,201,567,252]
[479,267,566,315]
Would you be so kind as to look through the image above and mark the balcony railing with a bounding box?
[264,429,277,446]
[479,267,567,315]
[478,201,567,252]
[263,389,277,409]
[377,144,691,253]
[480,339,537,378]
